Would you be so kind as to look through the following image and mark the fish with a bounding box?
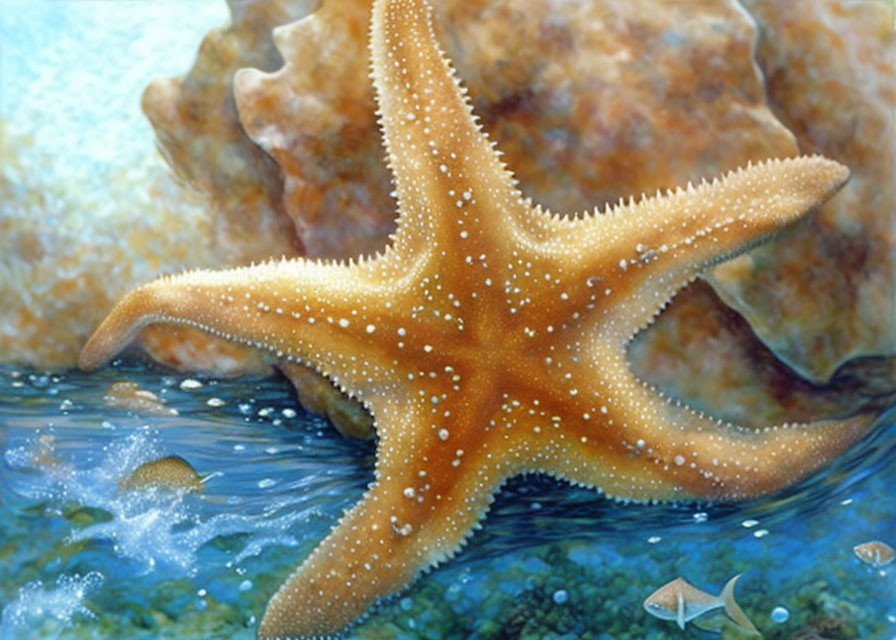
[118,455,206,492]
[853,541,895,568]
[643,573,760,635]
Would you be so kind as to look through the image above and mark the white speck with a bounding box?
[180,379,203,390]
[282,408,297,419]
[398,328,407,336]
[753,529,769,538]
[552,589,569,605]
[741,519,760,528]
[770,606,789,623]
[338,318,350,328]
[366,324,376,334]
[239,580,253,592]
[423,344,433,353]
[403,487,416,499]
[438,428,449,441]
[207,397,226,407]
[258,478,277,489]
[647,536,661,544]
[673,454,686,466]
[619,259,627,270]
[439,164,447,173]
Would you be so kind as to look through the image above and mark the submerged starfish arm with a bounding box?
[566,340,875,502]
[257,396,508,638]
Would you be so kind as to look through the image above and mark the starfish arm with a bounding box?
[561,342,874,502]
[79,259,404,401]
[371,0,531,255]
[547,156,849,339]
[257,401,502,638]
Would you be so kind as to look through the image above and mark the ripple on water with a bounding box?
[4,427,324,577]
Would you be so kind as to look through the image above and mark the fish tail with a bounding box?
[720,574,760,636]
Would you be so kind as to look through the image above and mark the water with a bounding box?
[1,361,894,639]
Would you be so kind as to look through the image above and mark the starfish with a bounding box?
[80,0,874,636]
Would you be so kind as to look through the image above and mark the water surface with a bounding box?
[1,361,894,639]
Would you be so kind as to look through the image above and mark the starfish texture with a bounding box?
[81,0,874,637]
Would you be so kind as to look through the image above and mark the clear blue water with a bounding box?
[1,360,894,639]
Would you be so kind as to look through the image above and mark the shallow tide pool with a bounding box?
[1,361,894,640]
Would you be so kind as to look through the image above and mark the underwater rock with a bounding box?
[137,324,276,377]
[233,0,396,260]
[278,361,374,439]
[104,381,178,416]
[710,0,896,383]
[141,0,316,266]
[0,121,214,370]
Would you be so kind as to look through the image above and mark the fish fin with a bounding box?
[677,590,686,630]
[199,471,223,485]
[720,574,760,636]
[691,617,723,633]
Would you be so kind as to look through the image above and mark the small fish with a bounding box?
[644,574,760,635]
[853,541,895,567]
[119,455,205,492]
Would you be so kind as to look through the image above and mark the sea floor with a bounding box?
[0,360,894,640]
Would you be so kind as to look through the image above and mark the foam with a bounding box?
[0,572,103,639]
[6,429,316,576]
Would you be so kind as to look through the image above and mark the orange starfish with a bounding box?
[80,0,874,636]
